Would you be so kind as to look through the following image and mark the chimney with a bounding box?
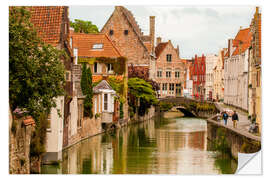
[156,37,161,45]
[176,45,180,58]
[150,16,155,53]
[256,7,259,14]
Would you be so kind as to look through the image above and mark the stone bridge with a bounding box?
[159,97,218,118]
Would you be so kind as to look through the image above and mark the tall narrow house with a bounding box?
[191,54,206,101]
[154,37,185,98]
[29,6,73,162]
[248,7,261,132]
[101,6,156,79]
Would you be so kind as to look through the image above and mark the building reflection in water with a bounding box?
[52,115,236,174]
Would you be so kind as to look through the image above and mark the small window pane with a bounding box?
[92,44,103,49]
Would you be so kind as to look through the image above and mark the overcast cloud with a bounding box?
[69,6,256,59]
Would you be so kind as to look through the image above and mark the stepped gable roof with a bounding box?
[101,6,150,53]
[232,28,252,56]
[71,32,122,58]
[29,6,66,47]
[155,42,168,58]
[118,6,143,37]
[93,80,115,93]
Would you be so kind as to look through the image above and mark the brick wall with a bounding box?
[154,41,185,97]
[101,8,151,66]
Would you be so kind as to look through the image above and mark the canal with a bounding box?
[41,112,237,174]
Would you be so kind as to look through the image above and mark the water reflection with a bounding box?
[41,114,237,174]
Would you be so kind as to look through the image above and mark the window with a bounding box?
[124,30,129,35]
[109,30,114,35]
[94,62,98,73]
[157,70,162,77]
[104,94,108,111]
[176,84,181,96]
[162,83,167,90]
[169,83,174,91]
[166,71,171,78]
[107,63,113,72]
[92,44,103,49]
[166,54,172,62]
[175,71,180,78]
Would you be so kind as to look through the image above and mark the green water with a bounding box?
[41,114,237,174]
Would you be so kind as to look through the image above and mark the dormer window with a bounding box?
[124,30,129,35]
[92,44,103,49]
[109,30,114,36]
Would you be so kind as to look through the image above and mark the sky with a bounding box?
[69,6,256,59]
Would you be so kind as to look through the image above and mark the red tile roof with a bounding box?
[71,32,122,58]
[155,42,168,58]
[29,6,66,47]
[232,28,252,56]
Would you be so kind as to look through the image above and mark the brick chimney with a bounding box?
[176,45,180,58]
[156,37,161,45]
[150,16,155,53]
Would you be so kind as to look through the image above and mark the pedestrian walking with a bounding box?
[217,112,221,122]
[232,110,239,128]
[222,111,229,125]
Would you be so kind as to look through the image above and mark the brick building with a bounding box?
[191,54,206,101]
[100,6,156,79]
[29,6,73,162]
[248,7,261,132]
[154,37,185,98]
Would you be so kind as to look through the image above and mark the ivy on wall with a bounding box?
[78,56,127,75]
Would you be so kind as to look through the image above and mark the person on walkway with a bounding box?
[222,111,229,125]
[232,110,239,128]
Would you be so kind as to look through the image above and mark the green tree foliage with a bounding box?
[80,63,93,118]
[9,7,66,122]
[70,19,99,34]
[9,7,66,157]
[159,102,173,112]
[128,78,157,116]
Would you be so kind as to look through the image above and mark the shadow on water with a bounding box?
[41,112,237,174]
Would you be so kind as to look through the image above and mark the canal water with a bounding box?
[41,112,237,174]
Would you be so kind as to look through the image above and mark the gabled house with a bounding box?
[213,49,225,101]
[100,6,156,79]
[29,6,73,162]
[191,54,206,101]
[224,27,251,111]
[70,32,128,140]
[154,37,185,98]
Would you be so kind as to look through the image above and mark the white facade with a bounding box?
[224,44,249,110]
[185,67,193,98]
[205,54,218,100]
[46,96,65,160]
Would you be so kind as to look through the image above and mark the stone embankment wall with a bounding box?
[207,118,261,160]
[9,113,35,174]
